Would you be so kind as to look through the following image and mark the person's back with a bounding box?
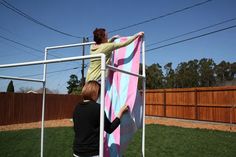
[86,43,114,82]
[73,101,100,156]
[86,28,144,82]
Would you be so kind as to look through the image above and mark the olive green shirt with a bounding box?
[86,35,138,82]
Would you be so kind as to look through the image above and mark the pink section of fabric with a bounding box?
[112,38,127,95]
[125,38,142,111]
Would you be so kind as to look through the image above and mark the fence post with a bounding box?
[163,90,166,117]
[11,93,15,124]
[194,89,198,120]
[230,103,234,129]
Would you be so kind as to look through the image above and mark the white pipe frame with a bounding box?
[0,39,146,157]
[106,65,145,78]
[40,48,47,157]
[141,39,146,157]
[0,75,43,83]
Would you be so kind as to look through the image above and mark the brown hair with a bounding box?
[81,81,100,101]
[93,28,106,44]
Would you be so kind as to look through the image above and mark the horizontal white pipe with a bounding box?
[0,54,103,69]
[46,41,95,50]
[0,75,44,83]
[106,65,145,78]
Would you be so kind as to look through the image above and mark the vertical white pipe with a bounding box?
[40,48,48,157]
[99,54,106,157]
[141,39,146,157]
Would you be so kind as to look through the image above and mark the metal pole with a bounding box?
[0,54,103,69]
[81,37,87,86]
[106,65,144,78]
[0,75,43,83]
[40,48,48,157]
[46,41,95,50]
[99,54,106,157]
[141,38,146,157]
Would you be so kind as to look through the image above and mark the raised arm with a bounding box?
[113,32,144,50]
[108,35,120,43]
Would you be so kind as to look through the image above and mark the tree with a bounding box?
[146,63,164,89]
[164,62,175,88]
[215,61,233,83]
[141,58,235,89]
[6,80,14,92]
[138,63,146,90]
[186,59,199,87]
[230,62,236,79]
[175,62,184,88]
[174,60,199,88]
[175,62,188,88]
[198,58,216,87]
[67,74,82,94]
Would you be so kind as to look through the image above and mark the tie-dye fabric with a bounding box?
[104,36,143,157]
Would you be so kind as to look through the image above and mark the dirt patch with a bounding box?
[0,119,73,132]
[146,116,236,132]
[1,117,236,132]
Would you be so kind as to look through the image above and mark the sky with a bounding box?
[0,0,236,94]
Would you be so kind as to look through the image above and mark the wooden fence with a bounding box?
[1,86,236,126]
[146,86,236,124]
[0,93,83,125]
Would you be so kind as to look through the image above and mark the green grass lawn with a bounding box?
[0,124,236,157]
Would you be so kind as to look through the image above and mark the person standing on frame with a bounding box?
[86,28,144,82]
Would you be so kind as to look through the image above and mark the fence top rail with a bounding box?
[46,41,95,50]
[0,92,84,97]
[0,54,105,69]
[145,86,236,93]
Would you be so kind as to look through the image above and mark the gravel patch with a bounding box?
[1,117,235,132]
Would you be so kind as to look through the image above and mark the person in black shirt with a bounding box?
[73,80,128,157]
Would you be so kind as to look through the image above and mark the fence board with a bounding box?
[1,86,236,125]
[0,93,83,125]
[146,86,236,124]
